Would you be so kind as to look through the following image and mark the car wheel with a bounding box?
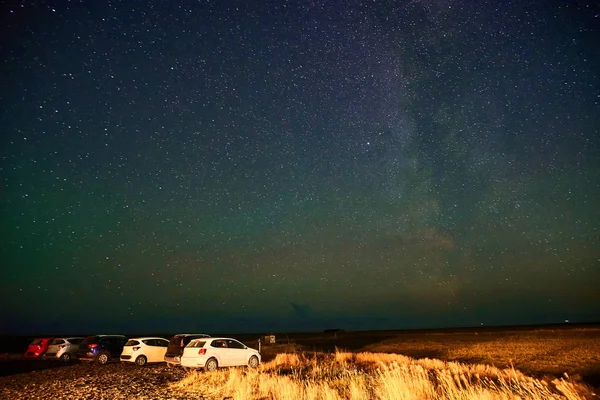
[96,352,110,365]
[60,353,71,363]
[248,356,259,368]
[135,355,147,366]
[205,358,218,372]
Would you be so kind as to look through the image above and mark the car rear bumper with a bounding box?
[181,356,208,368]
[164,355,182,364]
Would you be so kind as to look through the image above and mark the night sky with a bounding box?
[1,0,599,335]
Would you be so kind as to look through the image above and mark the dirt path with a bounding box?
[0,361,206,400]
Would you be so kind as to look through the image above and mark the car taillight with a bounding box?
[133,346,140,351]
[89,344,98,348]
[198,348,206,355]
[58,345,65,349]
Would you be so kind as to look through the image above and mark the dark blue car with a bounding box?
[77,335,128,365]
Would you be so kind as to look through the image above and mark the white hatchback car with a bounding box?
[45,337,85,362]
[180,337,261,371]
[120,337,169,366]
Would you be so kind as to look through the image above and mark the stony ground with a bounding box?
[0,359,208,400]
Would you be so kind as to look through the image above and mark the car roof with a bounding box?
[90,334,127,338]
[128,337,169,341]
[173,333,210,337]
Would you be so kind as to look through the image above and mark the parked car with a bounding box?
[164,333,210,367]
[120,337,169,366]
[45,337,85,362]
[24,338,54,359]
[77,335,128,365]
[180,337,260,371]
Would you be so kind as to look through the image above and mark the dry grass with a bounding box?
[171,350,596,399]
[361,328,600,382]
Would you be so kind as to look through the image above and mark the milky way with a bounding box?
[1,0,599,334]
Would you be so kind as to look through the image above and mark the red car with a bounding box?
[25,338,54,359]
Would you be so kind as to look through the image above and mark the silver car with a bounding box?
[45,337,85,362]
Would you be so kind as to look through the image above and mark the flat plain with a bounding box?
[263,324,600,386]
[1,323,599,399]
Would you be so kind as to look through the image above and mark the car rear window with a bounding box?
[30,339,43,345]
[187,340,206,348]
[51,339,65,345]
[125,340,140,346]
[81,336,98,345]
[182,337,197,346]
[170,336,192,347]
[169,336,183,346]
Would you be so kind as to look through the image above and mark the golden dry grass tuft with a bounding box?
[171,350,595,400]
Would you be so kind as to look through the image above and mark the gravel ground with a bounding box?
[0,360,209,400]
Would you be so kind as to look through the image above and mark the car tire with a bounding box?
[135,355,147,366]
[60,353,71,363]
[96,352,110,365]
[248,355,259,368]
[205,358,218,372]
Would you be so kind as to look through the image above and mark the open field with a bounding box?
[171,324,600,399]
[1,324,599,399]
[174,351,596,399]
[241,324,600,388]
